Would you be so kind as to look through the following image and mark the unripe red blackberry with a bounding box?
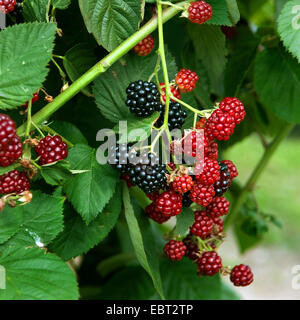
[34,135,68,165]
[214,162,231,196]
[155,190,182,217]
[145,202,170,224]
[0,0,16,13]
[197,251,222,276]
[160,83,181,102]
[167,162,177,171]
[212,216,224,235]
[190,183,215,207]
[0,169,30,194]
[0,135,22,167]
[183,234,200,260]
[190,210,214,238]
[230,264,254,287]
[164,240,186,261]
[0,114,17,151]
[172,174,194,194]
[221,160,238,180]
[21,91,39,108]
[219,97,246,125]
[188,1,213,25]
[195,158,220,186]
[206,196,230,218]
[133,35,155,56]
[205,139,218,160]
[176,68,199,92]
[205,109,236,141]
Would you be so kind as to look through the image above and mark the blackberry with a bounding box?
[197,251,222,276]
[0,169,30,194]
[133,35,154,56]
[108,143,135,175]
[0,135,22,167]
[183,234,200,260]
[188,1,213,25]
[146,202,170,224]
[0,114,17,151]
[155,101,187,130]
[125,80,161,118]
[35,135,68,165]
[128,153,167,194]
[164,240,186,261]
[182,191,193,207]
[230,264,254,287]
[214,162,231,196]
[155,189,182,217]
[0,0,16,13]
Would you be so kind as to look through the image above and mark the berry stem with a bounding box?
[31,121,45,138]
[51,57,67,83]
[159,1,186,11]
[25,99,32,138]
[16,3,186,136]
[170,94,208,116]
[157,1,171,132]
[224,123,295,229]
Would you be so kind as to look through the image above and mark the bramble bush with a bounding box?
[0,0,298,300]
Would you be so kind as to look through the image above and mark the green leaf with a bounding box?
[40,161,73,186]
[206,0,232,26]
[122,183,165,299]
[113,112,160,143]
[278,0,300,63]
[50,121,88,145]
[0,246,78,300]
[63,43,97,96]
[187,24,227,94]
[98,266,156,299]
[21,191,64,245]
[23,0,49,22]
[0,163,21,175]
[49,185,122,260]
[254,46,300,123]
[93,50,177,123]
[0,22,57,110]
[176,207,194,236]
[78,0,143,51]
[63,144,118,224]
[0,206,23,244]
[160,258,239,300]
[225,27,260,96]
[226,0,240,24]
[52,0,71,9]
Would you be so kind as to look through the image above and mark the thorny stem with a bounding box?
[224,123,295,229]
[157,1,171,141]
[17,3,186,136]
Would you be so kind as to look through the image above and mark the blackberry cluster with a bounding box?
[155,101,187,130]
[128,153,167,194]
[35,135,68,165]
[125,81,161,118]
[108,143,134,175]
[214,161,231,196]
[0,169,30,194]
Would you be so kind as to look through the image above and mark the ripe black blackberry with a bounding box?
[214,162,231,196]
[182,191,193,207]
[155,101,187,130]
[108,143,136,175]
[125,80,161,118]
[127,152,167,194]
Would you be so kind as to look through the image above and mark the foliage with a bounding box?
[0,0,297,300]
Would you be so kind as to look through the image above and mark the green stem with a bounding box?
[51,57,67,81]
[25,100,32,138]
[157,2,171,130]
[224,123,294,230]
[31,121,45,138]
[171,95,206,115]
[17,3,185,136]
